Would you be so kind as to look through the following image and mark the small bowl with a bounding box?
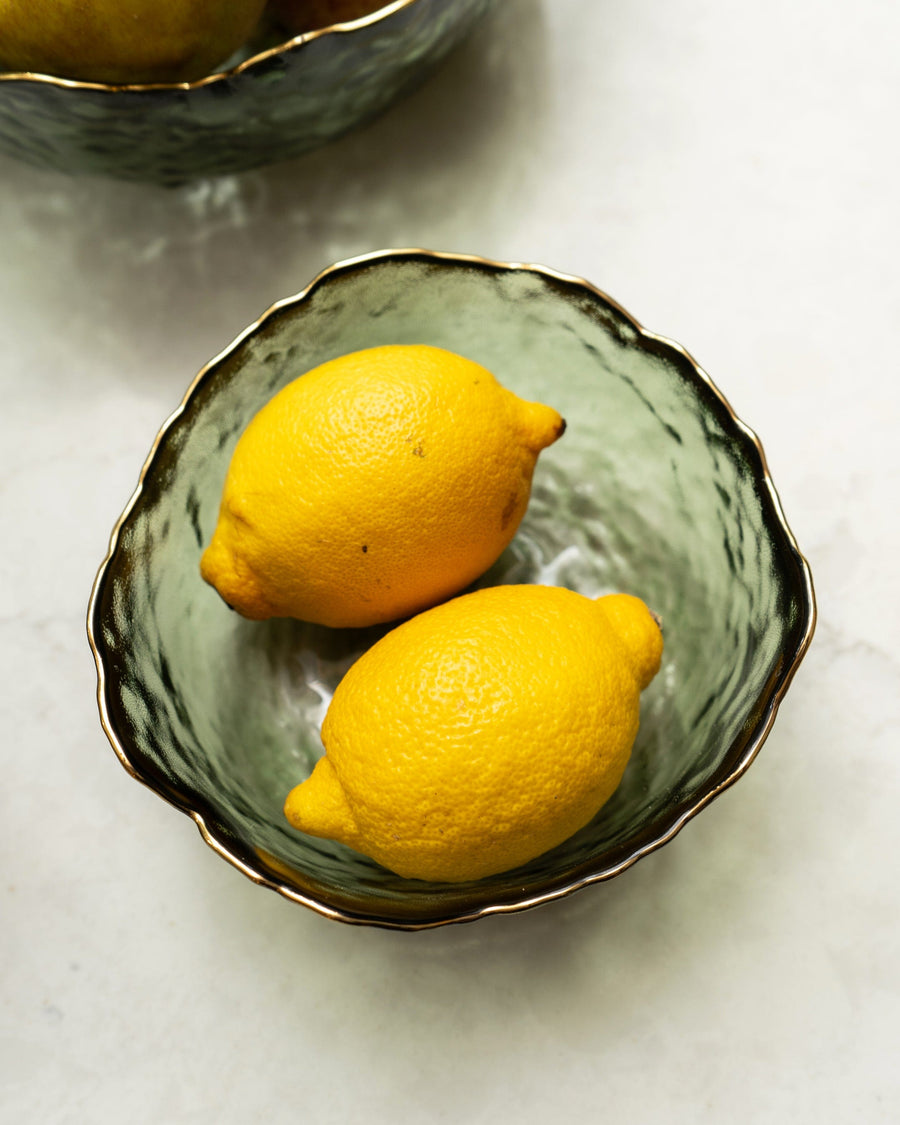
[0,0,493,185]
[88,249,816,929]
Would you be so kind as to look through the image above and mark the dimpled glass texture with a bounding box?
[0,0,493,184]
[89,251,815,928]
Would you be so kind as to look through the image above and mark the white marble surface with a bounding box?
[2,1,898,1120]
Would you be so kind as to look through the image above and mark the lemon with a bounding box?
[284,586,663,882]
[0,0,268,85]
[200,345,564,628]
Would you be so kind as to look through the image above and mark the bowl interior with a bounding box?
[91,252,813,926]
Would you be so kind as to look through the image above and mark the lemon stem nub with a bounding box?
[516,399,566,453]
[284,756,358,845]
[595,593,664,691]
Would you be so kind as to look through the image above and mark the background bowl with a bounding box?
[0,0,493,185]
[88,249,816,929]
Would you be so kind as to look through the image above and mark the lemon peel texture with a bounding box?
[284,586,663,882]
[200,345,565,628]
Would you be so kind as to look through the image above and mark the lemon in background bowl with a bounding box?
[0,0,495,183]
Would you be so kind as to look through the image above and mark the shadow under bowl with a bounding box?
[88,248,816,928]
[0,0,494,185]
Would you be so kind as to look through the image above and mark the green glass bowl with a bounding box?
[0,0,492,185]
[88,249,816,929]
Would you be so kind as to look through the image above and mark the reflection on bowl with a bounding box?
[0,0,494,184]
[87,248,816,929]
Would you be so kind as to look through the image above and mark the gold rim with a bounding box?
[0,1,416,92]
[86,247,817,931]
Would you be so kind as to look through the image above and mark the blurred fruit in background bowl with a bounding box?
[269,0,390,34]
[0,0,494,184]
[0,0,268,85]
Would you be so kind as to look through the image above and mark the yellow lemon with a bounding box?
[0,0,268,85]
[200,345,564,627]
[284,586,663,882]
